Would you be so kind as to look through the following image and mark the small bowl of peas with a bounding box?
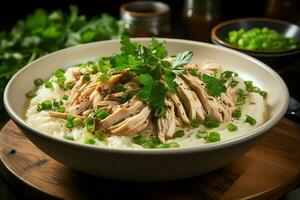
[211,18,300,68]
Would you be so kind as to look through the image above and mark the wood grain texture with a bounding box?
[0,118,299,200]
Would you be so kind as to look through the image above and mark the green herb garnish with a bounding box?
[232,109,242,119]
[196,130,208,139]
[64,82,74,90]
[85,117,95,132]
[174,130,185,138]
[26,90,36,98]
[207,132,221,142]
[189,119,201,128]
[245,115,256,126]
[63,135,74,141]
[203,118,220,128]
[227,123,238,132]
[120,92,135,103]
[95,131,106,141]
[132,135,147,145]
[34,78,44,86]
[203,74,226,96]
[84,137,96,145]
[95,109,109,119]
[83,74,90,81]
[65,114,74,129]
[44,80,53,89]
[115,83,126,92]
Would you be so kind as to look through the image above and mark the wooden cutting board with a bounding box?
[0,118,300,200]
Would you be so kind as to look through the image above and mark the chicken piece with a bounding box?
[182,74,232,122]
[157,99,176,143]
[100,96,144,129]
[96,101,120,107]
[110,106,151,136]
[67,97,92,115]
[48,111,84,120]
[175,77,205,121]
[169,93,190,126]
[184,60,219,76]
[103,92,126,101]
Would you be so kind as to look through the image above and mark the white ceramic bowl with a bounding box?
[4,38,288,181]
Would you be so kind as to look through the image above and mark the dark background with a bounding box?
[0,0,271,29]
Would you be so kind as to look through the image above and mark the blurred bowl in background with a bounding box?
[211,18,300,68]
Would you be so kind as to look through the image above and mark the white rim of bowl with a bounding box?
[4,38,289,155]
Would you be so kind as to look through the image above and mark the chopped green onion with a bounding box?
[116,83,126,92]
[73,118,83,127]
[236,88,246,97]
[174,130,185,138]
[64,82,74,90]
[245,80,267,98]
[36,104,43,112]
[196,130,208,139]
[65,114,74,129]
[227,123,238,132]
[44,80,53,89]
[53,68,64,77]
[203,118,220,128]
[142,141,157,148]
[154,105,166,118]
[63,135,74,141]
[56,76,66,88]
[83,74,90,81]
[53,101,60,108]
[259,90,267,98]
[157,142,180,148]
[168,142,180,148]
[189,119,201,128]
[230,79,239,86]
[41,100,52,110]
[245,115,256,126]
[207,132,220,142]
[120,92,135,103]
[62,94,69,100]
[221,71,238,82]
[97,73,111,81]
[95,109,109,119]
[95,131,106,141]
[84,137,96,145]
[85,117,95,132]
[132,135,147,145]
[157,143,170,148]
[235,96,246,106]
[26,90,36,98]
[34,78,44,86]
[232,109,242,118]
[190,68,201,77]
[56,106,65,113]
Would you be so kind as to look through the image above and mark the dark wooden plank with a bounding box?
[0,118,299,200]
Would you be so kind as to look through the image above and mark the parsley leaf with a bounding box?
[138,74,167,117]
[149,37,167,59]
[164,71,177,92]
[120,35,138,55]
[172,51,193,69]
[203,74,227,96]
[110,54,142,71]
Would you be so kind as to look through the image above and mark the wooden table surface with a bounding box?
[0,118,299,200]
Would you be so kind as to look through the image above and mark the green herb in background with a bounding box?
[0,5,125,119]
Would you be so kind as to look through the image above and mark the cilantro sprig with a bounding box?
[203,74,227,96]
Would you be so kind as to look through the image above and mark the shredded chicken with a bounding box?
[48,61,246,143]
